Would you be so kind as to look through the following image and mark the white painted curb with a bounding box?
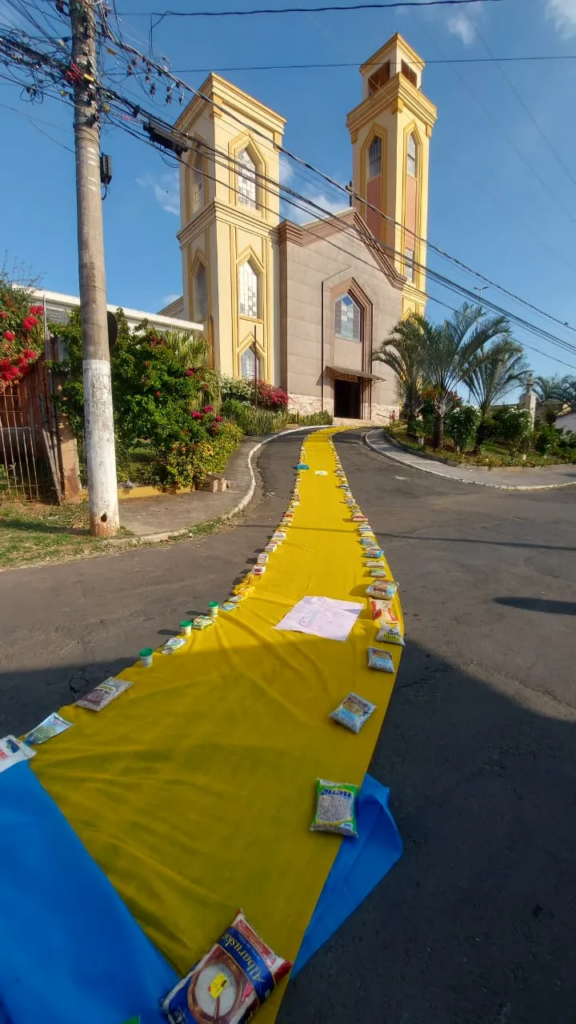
[363,429,576,492]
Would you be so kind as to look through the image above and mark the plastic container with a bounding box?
[180,620,193,636]
[139,647,153,668]
[208,601,219,619]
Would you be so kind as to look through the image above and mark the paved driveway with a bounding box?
[1,430,575,1023]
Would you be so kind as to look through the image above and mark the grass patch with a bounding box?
[387,424,557,468]
[0,501,133,571]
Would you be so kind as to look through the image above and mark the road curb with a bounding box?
[363,429,576,492]
[110,424,328,547]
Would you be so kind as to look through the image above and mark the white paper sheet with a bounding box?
[274,596,363,642]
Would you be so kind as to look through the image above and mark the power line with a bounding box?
[119,0,504,18]
[169,54,576,74]
[104,89,576,365]
[98,21,576,342]
[410,6,576,229]
[459,10,576,195]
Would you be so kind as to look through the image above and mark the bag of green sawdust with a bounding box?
[375,623,405,647]
[330,692,377,734]
[310,778,359,838]
[162,910,292,1024]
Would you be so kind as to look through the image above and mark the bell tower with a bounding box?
[347,34,437,317]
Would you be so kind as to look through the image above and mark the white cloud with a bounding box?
[447,11,477,44]
[136,171,179,215]
[279,154,294,185]
[545,0,576,36]
[162,293,180,305]
[287,187,349,225]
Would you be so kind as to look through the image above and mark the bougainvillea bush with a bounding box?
[50,308,241,489]
[0,273,43,389]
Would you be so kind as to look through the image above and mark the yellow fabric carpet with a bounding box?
[32,429,402,1021]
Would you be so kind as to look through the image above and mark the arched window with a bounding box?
[239,261,259,318]
[238,148,257,208]
[407,134,417,177]
[334,294,361,341]
[193,261,207,321]
[190,151,204,214]
[368,136,381,179]
[241,346,260,380]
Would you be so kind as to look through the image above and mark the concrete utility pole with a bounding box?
[70,0,119,536]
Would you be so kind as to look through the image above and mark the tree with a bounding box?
[162,329,210,369]
[556,376,576,411]
[424,304,512,449]
[533,375,564,402]
[372,315,429,419]
[463,339,529,448]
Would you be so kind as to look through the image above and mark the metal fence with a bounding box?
[0,356,63,502]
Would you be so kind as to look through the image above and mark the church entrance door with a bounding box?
[334,378,361,419]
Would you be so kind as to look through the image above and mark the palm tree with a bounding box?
[558,376,576,410]
[372,314,431,420]
[163,329,210,369]
[424,304,512,448]
[463,339,529,448]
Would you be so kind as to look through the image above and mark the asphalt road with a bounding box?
[1,430,575,1024]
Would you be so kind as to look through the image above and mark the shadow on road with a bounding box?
[0,633,575,1024]
[495,597,576,616]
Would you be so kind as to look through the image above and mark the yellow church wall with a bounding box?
[176,73,285,385]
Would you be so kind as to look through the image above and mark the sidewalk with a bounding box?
[118,436,259,539]
[365,429,576,490]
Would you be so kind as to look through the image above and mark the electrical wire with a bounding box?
[170,54,576,74]
[119,0,504,17]
[98,21,576,341]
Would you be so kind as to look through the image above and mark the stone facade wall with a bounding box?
[288,393,332,416]
[370,402,399,425]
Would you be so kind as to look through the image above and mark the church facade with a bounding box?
[161,33,437,422]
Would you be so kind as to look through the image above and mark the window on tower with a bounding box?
[334,294,361,341]
[238,148,257,208]
[193,261,207,321]
[368,136,382,179]
[191,150,204,214]
[404,248,415,282]
[241,345,260,379]
[407,134,417,177]
[239,261,259,318]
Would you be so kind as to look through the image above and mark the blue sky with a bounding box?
[3,0,576,375]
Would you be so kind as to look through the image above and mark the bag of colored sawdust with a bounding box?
[162,910,292,1024]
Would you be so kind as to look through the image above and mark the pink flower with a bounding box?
[0,311,8,319]
[215,415,223,422]
[22,316,38,332]
[202,404,213,413]
[22,349,37,361]
[3,331,15,342]
[155,390,161,396]
[191,410,203,420]
[185,368,195,376]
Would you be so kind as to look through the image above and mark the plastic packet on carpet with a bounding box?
[161,637,188,652]
[365,559,386,568]
[162,910,292,1024]
[368,647,395,673]
[315,470,328,476]
[24,712,72,746]
[222,602,238,612]
[311,778,359,838]
[330,692,376,734]
[365,547,384,558]
[369,569,388,578]
[76,677,133,711]
[257,553,269,565]
[367,581,398,600]
[253,565,266,576]
[192,616,214,631]
[375,624,405,646]
[369,599,399,626]
[0,735,35,772]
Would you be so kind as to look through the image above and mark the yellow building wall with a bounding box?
[346,34,437,320]
[175,75,285,384]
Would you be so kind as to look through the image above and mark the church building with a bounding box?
[161,33,437,423]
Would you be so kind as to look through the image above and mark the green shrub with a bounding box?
[221,398,249,421]
[227,406,289,435]
[219,375,253,404]
[492,407,533,454]
[153,421,242,489]
[445,404,480,453]
[286,410,333,426]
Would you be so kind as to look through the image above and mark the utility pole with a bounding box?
[70,0,119,537]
